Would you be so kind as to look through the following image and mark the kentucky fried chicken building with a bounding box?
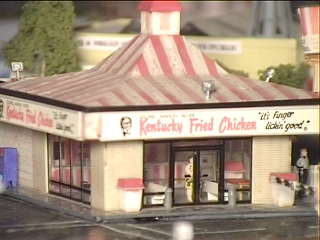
[0,0,319,211]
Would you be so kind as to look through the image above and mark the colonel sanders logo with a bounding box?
[120,116,132,137]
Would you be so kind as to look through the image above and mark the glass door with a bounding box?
[170,150,194,205]
[198,149,222,204]
[170,147,223,205]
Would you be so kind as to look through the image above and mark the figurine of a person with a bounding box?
[185,154,194,202]
[296,148,309,185]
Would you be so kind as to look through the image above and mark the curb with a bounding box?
[98,210,317,223]
[3,190,317,224]
[3,191,96,222]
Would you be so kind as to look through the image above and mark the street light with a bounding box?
[11,62,23,81]
[202,80,215,100]
[265,68,275,82]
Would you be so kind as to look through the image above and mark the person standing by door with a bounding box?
[296,148,309,185]
[185,154,194,202]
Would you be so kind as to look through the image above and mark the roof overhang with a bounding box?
[0,87,319,113]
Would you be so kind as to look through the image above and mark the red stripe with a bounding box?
[202,53,219,75]
[29,70,104,96]
[125,78,159,105]
[164,75,206,103]
[150,75,185,104]
[97,97,111,106]
[111,88,136,105]
[214,75,254,101]
[300,8,308,36]
[6,75,53,91]
[149,36,174,75]
[97,34,141,72]
[109,35,150,74]
[29,35,143,97]
[137,55,183,103]
[172,35,197,76]
[236,75,277,100]
[53,73,114,99]
[177,164,183,179]
[310,6,319,35]
[137,53,206,103]
[270,83,302,99]
[20,71,89,93]
[65,74,127,102]
[137,55,151,76]
[171,37,222,104]
[209,87,234,102]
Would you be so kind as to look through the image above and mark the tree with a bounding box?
[2,1,81,77]
[257,62,311,89]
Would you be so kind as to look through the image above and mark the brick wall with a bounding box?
[91,141,143,211]
[32,131,48,193]
[252,136,291,204]
[90,141,107,210]
[0,122,33,189]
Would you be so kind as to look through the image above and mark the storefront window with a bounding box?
[224,139,252,202]
[143,142,170,205]
[48,135,91,204]
[142,139,252,206]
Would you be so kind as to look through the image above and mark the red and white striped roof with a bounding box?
[1,33,319,108]
[298,5,319,36]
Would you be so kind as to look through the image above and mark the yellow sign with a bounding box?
[75,32,304,79]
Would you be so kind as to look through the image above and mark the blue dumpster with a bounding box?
[0,147,18,189]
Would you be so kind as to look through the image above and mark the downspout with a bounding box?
[262,1,276,37]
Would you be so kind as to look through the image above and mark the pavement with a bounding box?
[3,188,318,222]
[2,187,318,223]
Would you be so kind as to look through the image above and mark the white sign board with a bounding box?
[91,106,319,141]
[0,95,82,139]
[76,36,242,54]
[76,36,133,50]
[190,40,242,54]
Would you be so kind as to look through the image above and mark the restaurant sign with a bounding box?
[0,95,82,139]
[96,106,319,141]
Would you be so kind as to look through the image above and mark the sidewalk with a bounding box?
[3,187,318,223]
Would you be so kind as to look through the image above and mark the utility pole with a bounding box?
[247,1,294,38]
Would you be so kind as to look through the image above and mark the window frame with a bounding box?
[47,134,91,204]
